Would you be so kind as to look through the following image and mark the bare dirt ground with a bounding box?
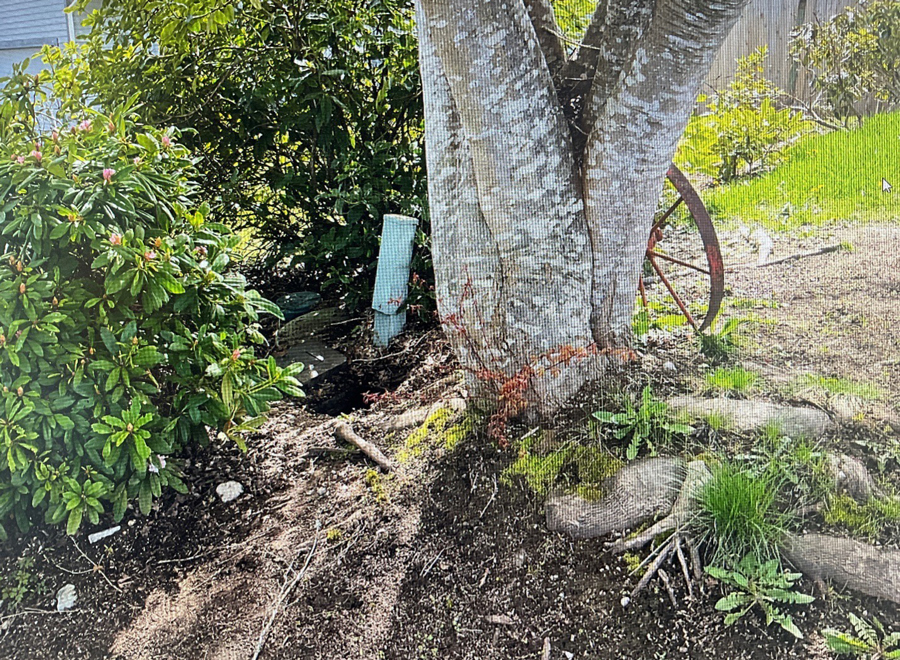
[1,224,899,660]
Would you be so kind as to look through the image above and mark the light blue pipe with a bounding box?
[372,214,418,347]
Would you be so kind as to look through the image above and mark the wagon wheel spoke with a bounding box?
[651,197,684,235]
[646,250,711,275]
[642,164,725,332]
[647,254,700,331]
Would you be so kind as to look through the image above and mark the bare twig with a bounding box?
[251,528,320,660]
[333,420,395,472]
[674,536,693,600]
[623,542,673,607]
[658,569,678,608]
[69,538,122,594]
[0,607,81,623]
[479,477,498,519]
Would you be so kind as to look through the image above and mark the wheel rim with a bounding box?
[641,164,725,333]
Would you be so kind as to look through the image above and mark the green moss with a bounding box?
[502,450,570,496]
[824,494,900,538]
[501,444,622,497]
[365,469,389,502]
[397,406,474,462]
[622,552,643,573]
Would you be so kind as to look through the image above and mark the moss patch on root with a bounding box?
[501,439,623,497]
[397,406,474,462]
[824,493,900,538]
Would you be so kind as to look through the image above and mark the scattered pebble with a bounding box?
[56,584,77,612]
[663,361,677,372]
[216,481,244,503]
[88,526,121,544]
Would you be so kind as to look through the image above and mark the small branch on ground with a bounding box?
[251,526,320,660]
[333,420,395,472]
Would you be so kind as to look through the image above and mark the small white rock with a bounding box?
[663,361,677,372]
[88,526,121,544]
[620,595,631,608]
[216,481,244,503]
[56,584,77,612]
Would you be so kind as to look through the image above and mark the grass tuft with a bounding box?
[796,374,882,401]
[694,461,792,567]
[705,366,758,393]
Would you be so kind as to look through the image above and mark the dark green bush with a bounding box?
[0,67,301,538]
[58,0,429,310]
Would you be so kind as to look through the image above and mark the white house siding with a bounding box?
[0,0,99,77]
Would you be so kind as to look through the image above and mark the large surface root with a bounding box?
[547,456,900,606]
[783,533,900,604]
[545,457,684,539]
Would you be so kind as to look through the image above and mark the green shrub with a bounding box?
[0,74,302,538]
[706,47,811,181]
[59,0,429,310]
[791,0,900,124]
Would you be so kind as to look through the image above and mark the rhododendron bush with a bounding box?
[0,66,302,538]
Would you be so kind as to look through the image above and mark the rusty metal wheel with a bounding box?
[639,163,725,333]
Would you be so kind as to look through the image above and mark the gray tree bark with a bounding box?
[417,0,749,414]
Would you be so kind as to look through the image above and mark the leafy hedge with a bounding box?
[0,72,301,538]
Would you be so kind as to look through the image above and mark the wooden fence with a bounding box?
[705,0,859,102]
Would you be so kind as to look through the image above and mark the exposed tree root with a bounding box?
[547,455,900,606]
[545,458,684,539]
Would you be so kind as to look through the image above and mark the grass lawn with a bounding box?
[677,111,900,231]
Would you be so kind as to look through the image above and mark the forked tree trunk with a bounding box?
[417,0,750,415]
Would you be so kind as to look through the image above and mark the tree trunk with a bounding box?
[417,0,749,415]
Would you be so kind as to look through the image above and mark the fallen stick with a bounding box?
[333,420,395,472]
[728,244,843,270]
[251,533,319,660]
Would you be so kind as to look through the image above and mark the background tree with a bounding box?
[418,0,751,415]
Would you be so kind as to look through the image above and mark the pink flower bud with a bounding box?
[108,121,115,132]
[231,349,241,361]
[161,135,172,148]
[16,156,24,164]
[30,150,41,162]
[144,250,156,261]
[133,157,141,166]
[102,168,115,184]
[51,130,59,142]
[110,233,122,246]
[79,119,92,132]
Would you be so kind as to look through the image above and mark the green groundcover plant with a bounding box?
[0,66,301,539]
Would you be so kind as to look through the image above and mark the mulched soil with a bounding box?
[2,224,900,659]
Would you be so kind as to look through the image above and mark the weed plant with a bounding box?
[698,318,749,363]
[707,554,814,639]
[824,613,900,658]
[592,385,693,460]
